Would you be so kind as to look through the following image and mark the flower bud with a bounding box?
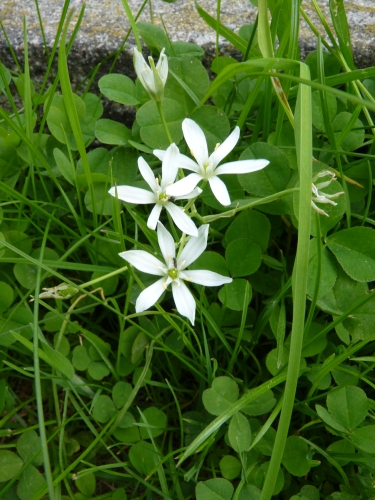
[133,47,168,102]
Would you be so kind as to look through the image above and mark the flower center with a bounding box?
[168,268,179,280]
[158,192,169,202]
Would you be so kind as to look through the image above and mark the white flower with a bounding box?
[154,118,269,206]
[311,170,344,217]
[120,223,232,325]
[108,143,200,236]
[133,47,168,102]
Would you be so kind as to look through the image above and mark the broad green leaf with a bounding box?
[253,461,284,495]
[226,239,262,277]
[224,210,270,252]
[242,390,276,416]
[306,364,332,391]
[84,183,113,216]
[17,465,46,500]
[305,50,341,81]
[312,90,337,132]
[46,93,86,150]
[202,376,239,416]
[132,366,152,387]
[302,322,328,358]
[53,148,75,185]
[90,270,118,296]
[0,450,23,481]
[228,411,251,452]
[327,227,375,282]
[327,386,368,431]
[218,279,252,311]
[42,341,74,380]
[189,251,229,276]
[17,431,43,466]
[112,382,133,409]
[92,395,116,423]
[315,404,348,433]
[331,364,359,387]
[327,439,355,466]
[3,231,32,259]
[350,425,375,453]
[88,361,110,380]
[95,119,132,145]
[196,478,234,500]
[0,306,33,346]
[13,263,37,289]
[140,407,167,439]
[76,471,96,497]
[128,441,160,475]
[282,436,311,476]
[131,332,149,364]
[98,74,139,105]
[0,62,11,92]
[137,22,170,53]
[306,238,337,299]
[72,346,91,371]
[137,98,185,149]
[219,455,241,480]
[169,41,205,58]
[112,488,127,500]
[332,112,364,151]
[0,281,14,314]
[238,485,261,500]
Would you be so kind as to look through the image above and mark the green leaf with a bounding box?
[332,112,364,151]
[226,239,262,277]
[17,430,43,466]
[84,183,113,216]
[46,93,86,150]
[72,346,91,371]
[327,386,368,431]
[140,407,167,439]
[242,390,276,416]
[327,439,356,466]
[315,404,348,433]
[137,22,170,53]
[202,376,239,416]
[306,238,337,299]
[224,210,270,252]
[92,395,116,423]
[17,465,46,500]
[128,441,160,475]
[0,450,23,481]
[137,98,185,149]
[95,119,132,145]
[228,411,251,452]
[131,332,149,364]
[254,462,284,495]
[327,227,375,282]
[196,478,234,500]
[190,106,230,153]
[169,41,204,59]
[0,281,14,314]
[219,455,241,480]
[329,0,354,69]
[238,485,261,500]
[98,74,139,105]
[76,471,96,497]
[302,322,328,358]
[282,436,311,477]
[53,148,75,185]
[0,62,11,91]
[350,425,375,453]
[189,251,229,276]
[112,381,133,409]
[88,361,110,380]
[312,90,337,132]
[13,263,37,288]
[42,341,74,380]
[218,279,252,311]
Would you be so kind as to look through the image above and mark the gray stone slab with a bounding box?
[0,0,374,119]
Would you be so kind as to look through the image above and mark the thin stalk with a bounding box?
[120,0,141,51]
[156,101,173,144]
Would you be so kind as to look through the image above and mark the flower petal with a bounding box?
[172,281,196,325]
[165,203,198,237]
[108,185,156,204]
[138,157,158,192]
[147,204,163,230]
[133,48,149,85]
[178,154,202,173]
[153,149,166,162]
[157,222,176,264]
[183,270,232,286]
[215,159,270,176]
[161,143,179,188]
[174,187,202,201]
[182,118,208,167]
[209,175,231,206]
[166,173,202,197]
[119,250,166,276]
[178,224,208,269]
[156,49,168,85]
[209,126,239,168]
[136,277,166,312]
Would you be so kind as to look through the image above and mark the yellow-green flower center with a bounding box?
[158,192,168,202]
[168,268,179,280]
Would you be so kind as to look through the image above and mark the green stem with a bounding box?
[260,63,312,500]
[120,0,141,51]
[156,101,173,145]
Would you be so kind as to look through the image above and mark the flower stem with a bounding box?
[156,101,173,145]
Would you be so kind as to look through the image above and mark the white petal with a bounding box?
[178,224,209,269]
[157,222,176,264]
[209,175,231,206]
[141,69,156,95]
[157,50,168,85]
[166,173,202,197]
[133,48,149,84]
[183,270,232,286]
[178,154,202,173]
[182,119,208,167]
[161,143,179,188]
[165,203,198,237]
[138,157,158,192]
[209,127,239,168]
[153,149,166,162]
[147,204,163,230]
[108,185,156,204]
[215,159,270,176]
[172,281,196,325]
[136,278,166,312]
[174,187,202,201]
[119,250,166,276]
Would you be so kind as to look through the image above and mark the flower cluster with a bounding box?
[109,48,270,324]
[311,170,345,217]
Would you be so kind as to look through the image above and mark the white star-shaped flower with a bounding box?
[133,47,168,102]
[154,118,269,206]
[108,143,201,236]
[120,222,232,325]
[311,170,344,217]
